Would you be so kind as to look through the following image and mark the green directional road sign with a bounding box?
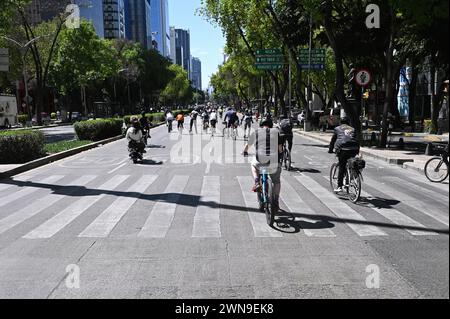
[256,56,285,63]
[256,48,282,55]
[255,64,284,70]
[299,48,326,70]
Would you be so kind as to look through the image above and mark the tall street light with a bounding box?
[1,35,48,121]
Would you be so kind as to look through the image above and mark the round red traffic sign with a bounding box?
[355,69,372,87]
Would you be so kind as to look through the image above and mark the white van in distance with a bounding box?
[0,95,18,128]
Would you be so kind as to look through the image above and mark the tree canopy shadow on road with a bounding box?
[138,159,164,165]
[147,144,166,149]
[1,179,448,235]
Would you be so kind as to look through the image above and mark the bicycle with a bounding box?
[257,167,277,226]
[167,120,173,133]
[230,123,238,140]
[329,155,365,203]
[424,144,449,183]
[281,140,291,171]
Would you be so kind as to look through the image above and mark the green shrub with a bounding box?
[0,130,45,164]
[158,115,166,122]
[17,114,28,125]
[74,118,123,141]
[423,119,434,133]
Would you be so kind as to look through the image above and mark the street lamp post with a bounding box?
[1,35,47,121]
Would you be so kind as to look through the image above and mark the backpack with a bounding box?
[279,119,292,135]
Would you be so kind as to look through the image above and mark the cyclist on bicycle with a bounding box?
[242,117,283,210]
[278,114,293,153]
[202,110,210,130]
[224,107,239,135]
[190,109,199,133]
[243,109,254,139]
[210,109,218,131]
[139,111,151,144]
[176,111,185,132]
[328,117,360,193]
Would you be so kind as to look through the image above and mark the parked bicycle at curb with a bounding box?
[425,143,449,183]
[329,155,365,203]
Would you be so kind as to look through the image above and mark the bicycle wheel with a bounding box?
[265,180,275,226]
[347,169,362,203]
[425,157,449,182]
[284,148,291,171]
[329,163,339,192]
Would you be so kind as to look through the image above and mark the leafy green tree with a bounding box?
[160,64,191,106]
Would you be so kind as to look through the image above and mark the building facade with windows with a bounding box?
[103,0,126,39]
[150,0,170,58]
[124,0,152,49]
[191,57,202,90]
[172,28,191,79]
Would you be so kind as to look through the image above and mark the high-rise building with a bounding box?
[172,28,191,79]
[103,0,126,39]
[25,0,104,37]
[169,26,176,63]
[191,57,202,90]
[124,0,152,49]
[150,0,170,58]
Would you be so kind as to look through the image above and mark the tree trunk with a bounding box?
[380,9,396,148]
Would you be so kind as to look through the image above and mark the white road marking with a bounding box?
[23,175,129,239]
[192,176,221,238]
[295,175,387,237]
[107,159,128,174]
[0,175,32,192]
[0,175,65,208]
[79,175,157,238]
[280,177,336,237]
[359,189,438,236]
[387,176,449,203]
[138,175,190,238]
[237,176,283,238]
[402,171,449,192]
[365,176,449,227]
[0,176,97,235]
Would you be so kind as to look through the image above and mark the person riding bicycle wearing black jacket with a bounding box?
[278,114,293,152]
[328,117,360,193]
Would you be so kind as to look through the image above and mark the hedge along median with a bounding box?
[0,130,46,164]
[74,118,123,141]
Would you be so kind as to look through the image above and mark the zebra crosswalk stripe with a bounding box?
[0,175,97,235]
[359,189,438,236]
[295,175,387,237]
[192,176,221,238]
[79,176,158,238]
[138,175,190,238]
[280,177,336,237]
[237,176,282,238]
[364,176,449,226]
[0,175,32,192]
[0,175,65,208]
[387,176,448,204]
[23,175,129,239]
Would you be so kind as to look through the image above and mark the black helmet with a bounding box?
[260,117,273,128]
[141,111,146,117]
[340,117,350,125]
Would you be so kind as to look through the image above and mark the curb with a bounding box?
[0,122,165,179]
[0,135,124,180]
[294,130,419,170]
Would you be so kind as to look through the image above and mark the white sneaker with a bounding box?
[334,187,343,193]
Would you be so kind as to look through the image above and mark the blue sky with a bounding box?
[168,0,225,90]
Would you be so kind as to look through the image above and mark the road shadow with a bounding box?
[272,209,335,234]
[356,196,401,209]
[290,167,321,174]
[297,143,328,148]
[138,159,164,165]
[147,144,166,149]
[1,178,448,235]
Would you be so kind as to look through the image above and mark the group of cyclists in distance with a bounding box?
[126,103,362,216]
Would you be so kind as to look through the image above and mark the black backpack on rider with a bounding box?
[279,118,293,135]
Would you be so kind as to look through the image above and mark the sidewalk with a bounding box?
[294,129,441,173]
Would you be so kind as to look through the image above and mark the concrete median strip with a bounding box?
[0,122,164,179]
